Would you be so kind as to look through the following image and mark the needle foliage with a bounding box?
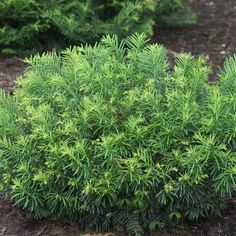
[0,34,235,235]
[0,0,195,55]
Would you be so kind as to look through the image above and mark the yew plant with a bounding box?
[0,0,195,55]
[0,34,235,235]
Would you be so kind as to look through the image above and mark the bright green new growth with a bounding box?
[0,34,235,235]
[0,0,195,55]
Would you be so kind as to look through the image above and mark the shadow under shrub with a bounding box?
[0,0,195,55]
[0,34,235,235]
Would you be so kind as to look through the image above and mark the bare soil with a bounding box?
[154,0,236,80]
[0,0,236,235]
[0,54,26,94]
[0,193,235,236]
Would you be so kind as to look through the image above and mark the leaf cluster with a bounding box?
[0,0,195,55]
[0,34,235,235]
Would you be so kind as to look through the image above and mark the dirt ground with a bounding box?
[0,0,236,235]
[0,54,26,94]
[154,0,236,80]
[0,192,235,236]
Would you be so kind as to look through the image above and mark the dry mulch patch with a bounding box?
[154,0,236,80]
[0,0,236,235]
[0,193,235,236]
[0,54,26,94]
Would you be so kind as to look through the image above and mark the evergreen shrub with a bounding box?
[0,0,195,55]
[0,34,235,235]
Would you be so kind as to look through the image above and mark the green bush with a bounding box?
[0,0,195,55]
[157,0,196,26]
[0,34,235,235]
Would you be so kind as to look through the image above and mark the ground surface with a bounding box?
[154,0,236,80]
[0,54,26,94]
[0,0,236,235]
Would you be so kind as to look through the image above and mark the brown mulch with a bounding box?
[0,193,235,236]
[0,193,79,236]
[0,54,26,94]
[0,0,236,235]
[154,0,236,80]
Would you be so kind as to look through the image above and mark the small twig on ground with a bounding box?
[36,222,48,236]
[13,56,25,63]
[0,226,6,235]
[0,209,15,222]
